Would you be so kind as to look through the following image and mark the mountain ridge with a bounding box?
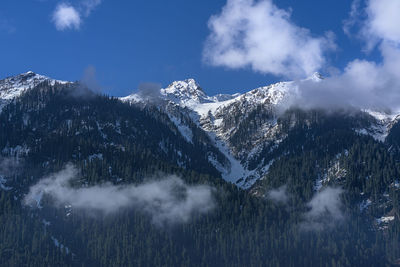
[2,72,400,188]
[0,71,70,112]
[0,71,399,266]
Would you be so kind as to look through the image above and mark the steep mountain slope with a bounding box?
[122,74,400,188]
[3,72,400,189]
[0,82,226,182]
[0,71,69,111]
[0,72,400,266]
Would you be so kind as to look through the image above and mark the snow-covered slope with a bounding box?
[0,71,69,111]
[121,77,305,188]
[121,74,400,188]
[3,71,399,189]
[358,109,400,142]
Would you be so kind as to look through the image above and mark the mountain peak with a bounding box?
[166,78,203,93]
[0,71,69,101]
[308,72,324,81]
[162,78,210,104]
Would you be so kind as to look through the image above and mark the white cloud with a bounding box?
[52,3,81,31]
[0,156,23,176]
[24,164,215,226]
[343,0,363,38]
[363,0,400,48]
[203,0,335,78]
[80,65,102,93]
[203,0,400,112]
[51,0,102,31]
[283,0,400,112]
[266,185,289,204]
[287,51,400,112]
[301,187,344,231]
[81,0,102,16]
[137,82,163,103]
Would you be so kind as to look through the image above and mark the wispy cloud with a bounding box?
[266,185,289,204]
[24,164,216,226]
[0,156,24,177]
[137,82,163,103]
[81,0,102,16]
[300,187,344,231]
[52,0,102,31]
[343,0,364,39]
[203,0,335,79]
[80,65,102,93]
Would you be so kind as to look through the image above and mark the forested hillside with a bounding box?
[0,80,399,266]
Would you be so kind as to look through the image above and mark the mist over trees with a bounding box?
[0,82,399,266]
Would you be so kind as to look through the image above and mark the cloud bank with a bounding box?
[24,164,215,225]
[363,0,400,49]
[203,0,335,78]
[52,0,102,31]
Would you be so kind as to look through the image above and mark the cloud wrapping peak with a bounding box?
[203,0,335,78]
[24,164,215,226]
[137,82,163,103]
[203,0,400,112]
[283,0,400,112]
[52,3,81,31]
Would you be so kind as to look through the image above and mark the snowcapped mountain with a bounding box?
[2,71,400,189]
[1,72,399,266]
[0,71,69,111]
[122,78,295,187]
[121,74,321,187]
[0,71,69,100]
[122,74,400,188]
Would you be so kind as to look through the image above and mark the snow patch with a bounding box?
[2,145,30,157]
[88,153,103,162]
[0,175,12,191]
[377,216,395,223]
[168,115,193,143]
[29,190,43,209]
[51,237,70,254]
[0,72,70,112]
[359,199,372,212]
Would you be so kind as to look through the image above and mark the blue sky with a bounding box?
[0,0,391,97]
